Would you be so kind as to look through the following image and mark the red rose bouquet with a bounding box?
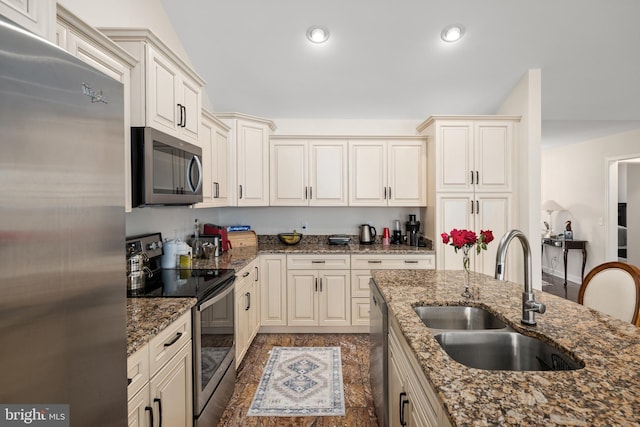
[440,229,494,255]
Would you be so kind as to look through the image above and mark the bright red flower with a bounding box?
[441,228,494,252]
[441,232,450,244]
[480,230,494,244]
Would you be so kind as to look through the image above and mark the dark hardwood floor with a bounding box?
[218,333,379,427]
[541,271,581,302]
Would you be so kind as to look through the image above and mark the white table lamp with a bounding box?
[542,200,564,238]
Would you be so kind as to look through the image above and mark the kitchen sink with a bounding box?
[413,306,507,330]
[434,331,584,371]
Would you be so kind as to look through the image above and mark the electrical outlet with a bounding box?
[301,221,308,230]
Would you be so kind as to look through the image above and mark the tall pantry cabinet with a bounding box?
[418,116,520,277]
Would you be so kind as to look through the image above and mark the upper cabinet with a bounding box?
[349,139,427,207]
[55,5,138,212]
[270,139,348,206]
[101,28,205,145]
[217,113,277,207]
[0,0,55,42]
[423,118,515,193]
[199,109,231,207]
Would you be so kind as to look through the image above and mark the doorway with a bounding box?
[606,155,640,266]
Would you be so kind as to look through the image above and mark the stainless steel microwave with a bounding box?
[131,127,203,207]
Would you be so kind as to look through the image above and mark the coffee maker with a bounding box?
[406,214,420,246]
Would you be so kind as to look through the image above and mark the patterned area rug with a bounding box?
[247,346,345,417]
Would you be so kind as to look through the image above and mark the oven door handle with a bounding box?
[197,276,236,311]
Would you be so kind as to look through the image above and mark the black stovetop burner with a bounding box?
[127,268,236,300]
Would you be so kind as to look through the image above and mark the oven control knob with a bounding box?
[147,242,158,250]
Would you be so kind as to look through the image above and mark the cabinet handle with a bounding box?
[145,406,154,427]
[255,266,259,281]
[216,182,220,198]
[311,260,326,264]
[388,186,391,200]
[242,271,250,278]
[163,332,183,347]
[476,200,479,214]
[154,398,163,427]
[470,199,474,214]
[404,260,418,264]
[384,187,387,199]
[177,103,183,127]
[305,186,308,200]
[470,170,474,185]
[182,105,187,128]
[399,392,408,426]
[245,292,251,310]
[309,186,312,199]
[368,260,382,264]
[239,184,243,199]
[319,277,323,292]
[315,277,318,292]
[476,170,479,184]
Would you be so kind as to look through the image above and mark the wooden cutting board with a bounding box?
[228,230,257,248]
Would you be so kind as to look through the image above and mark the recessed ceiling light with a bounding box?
[441,24,465,43]
[306,26,330,44]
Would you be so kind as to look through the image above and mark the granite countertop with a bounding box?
[126,297,196,357]
[371,269,640,426]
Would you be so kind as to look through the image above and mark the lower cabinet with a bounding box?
[260,254,287,326]
[351,254,436,326]
[287,254,351,327]
[388,315,451,427]
[235,258,260,368]
[127,311,193,427]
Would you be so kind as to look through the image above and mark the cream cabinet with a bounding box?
[418,116,520,276]
[388,315,451,427]
[217,113,276,206]
[101,28,205,145]
[235,259,260,367]
[260,254,287,326]
[349,139,427,207]
[350,254,435,326]
[0,0,55,41]
[127,311,193,427]
[270,139,348,206]
[199,109,231,207]
[286,255,351,327]
[55,6,138,212]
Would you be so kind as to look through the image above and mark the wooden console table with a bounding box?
[541,238,588,286]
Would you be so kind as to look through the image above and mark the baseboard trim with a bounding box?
[259,325,369,334]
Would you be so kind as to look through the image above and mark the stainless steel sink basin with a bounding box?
[434,331,584,371]
[413,306,506,330]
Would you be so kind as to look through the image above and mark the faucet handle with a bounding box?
[525,300,546,314]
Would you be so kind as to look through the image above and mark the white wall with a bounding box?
[496,69,542,288]
[541,129,640,282]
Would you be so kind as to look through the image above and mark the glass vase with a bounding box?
[461,246,472,298]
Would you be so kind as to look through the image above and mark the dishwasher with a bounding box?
[370,278,388,427]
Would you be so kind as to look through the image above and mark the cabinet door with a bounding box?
[149,343,193,427]
[0,0,54,41]
[475,194,511,277]
[387,140,427,206]
[213,125,230,205]
[147,46,179,135]
[436,194,474,271]
[260,255,287,326]
[436,122,473,192]
[349,141,387,206]
[179,75,200,143]
[237,122,269,206]
[474,122,513,192]
[388,344,406,427]
[318,270,350,326]
[127,384,151,427]
[287,271,318,326]
[309,140,348,206]
[200,116,214,204]
[270,140,308,206]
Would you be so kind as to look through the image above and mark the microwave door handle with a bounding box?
[187,155,203,193]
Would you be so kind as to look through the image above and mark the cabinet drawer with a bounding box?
[351,297,370,326]
[127,344,149,400]
[351,254,435,270]
[287,254,350,270]
[149,311,192,377]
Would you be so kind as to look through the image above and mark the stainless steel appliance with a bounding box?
[406,214,421,246]
[126,233,236,427]
[0,15,127,424]
[370,278,388,427]
[131,126,203,206]
[360,224,377,244]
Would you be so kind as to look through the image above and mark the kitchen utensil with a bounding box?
[360,224,376,244]
[203,224,232,251]
[382,227,390,246]
[328,235,351,245]
[278,232,302,245]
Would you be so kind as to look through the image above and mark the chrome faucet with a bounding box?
[494,229,546,326]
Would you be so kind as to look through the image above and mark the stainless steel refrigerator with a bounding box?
[0,15,127,425]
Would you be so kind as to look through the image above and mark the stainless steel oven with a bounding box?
[193,274,236,427]
[131,126,203,206]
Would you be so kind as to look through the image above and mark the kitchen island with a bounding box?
[372,269,640,426]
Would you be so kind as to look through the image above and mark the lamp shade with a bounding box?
[542,200,564,213]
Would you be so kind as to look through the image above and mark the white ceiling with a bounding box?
[160,0,640,147]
